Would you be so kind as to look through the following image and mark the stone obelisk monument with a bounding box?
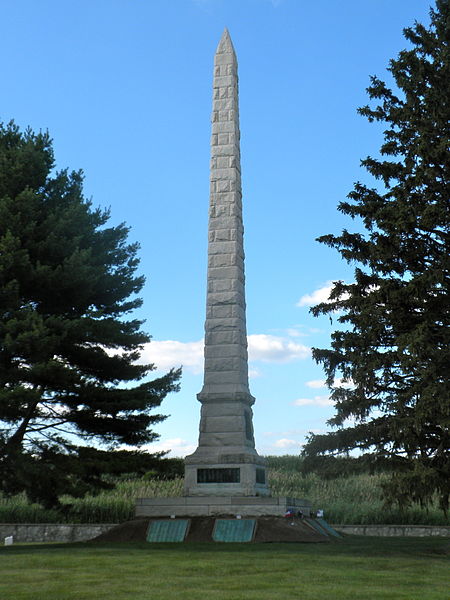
[184,29,269,497]
[135,31,312,520]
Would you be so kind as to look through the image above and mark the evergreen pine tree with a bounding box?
[0,122,181,508]
[302,1,450,513]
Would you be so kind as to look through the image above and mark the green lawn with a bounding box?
[0,537,448,600]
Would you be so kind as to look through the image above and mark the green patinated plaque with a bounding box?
[317,517,342,538]
[146,519,190,542]
[213,519,256,542]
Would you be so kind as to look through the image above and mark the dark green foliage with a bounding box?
[0,121,181,508]
[142,456,185,479]
[265,454,306,472]
[302,2,450,513]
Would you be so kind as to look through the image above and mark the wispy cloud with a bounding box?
[305,379,327,389]
[139,339,204,374]
[297,282,380,309]
[259,428,329,454]
[292,395,334,407]
[139,333,310,375]
[305,378,354,389]
[297,281,334,307]
[271,325,318,338]
[248,334,310,363]
[249,367,262,378]
[145,437,197,458]
[273,438,302,449]
[296,281,351,308]
[285,328,307,338]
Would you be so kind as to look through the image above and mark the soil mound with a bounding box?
[255,517,328,543]
[92,516,330,543]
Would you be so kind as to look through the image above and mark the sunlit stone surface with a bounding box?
[184,29,269,497]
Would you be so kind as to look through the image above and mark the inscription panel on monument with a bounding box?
[244,411,253,440]
[256,468,266,484]
[197,468,240,483]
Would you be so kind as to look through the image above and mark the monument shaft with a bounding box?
[200,29,251,403]
[184,30,269,497]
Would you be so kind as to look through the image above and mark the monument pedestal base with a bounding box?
[135,496,311,518]
[184,460,270,497]
[184,444,271,497]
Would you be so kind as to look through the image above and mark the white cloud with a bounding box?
[297,281,381,309]
[146,437,197,458]
[305,378,354,389]
[297,281,350,308]
[285,328,308,338]
[248,334,310,363]
[292,395,334,407]
[305,379,326,389]
[335,377,354,389]
[273,438,302,449]
[248,367,262,378]
[138,332,310,377]
[297,282,333,307]
[139,339,204,374]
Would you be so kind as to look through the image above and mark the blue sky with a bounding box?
[2,0,432,456]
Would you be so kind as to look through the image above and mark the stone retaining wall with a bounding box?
[0,523,449,543]
[0,523,115,543]
[334,524,450,537]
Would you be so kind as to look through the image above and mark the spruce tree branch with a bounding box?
[27,420,71,434]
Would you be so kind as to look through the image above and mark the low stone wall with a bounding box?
[0,523,116,543]
[1,522,449,543]
[334,524,450,537]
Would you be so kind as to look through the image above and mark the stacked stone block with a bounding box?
[201,28,250,401]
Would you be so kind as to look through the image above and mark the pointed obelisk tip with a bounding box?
[216,27,236,54]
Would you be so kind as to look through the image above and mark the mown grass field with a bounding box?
[0,536,448,600]
[1,455,448,525]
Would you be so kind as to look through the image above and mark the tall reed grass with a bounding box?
[0,456,447,525]
[267,468,446,525]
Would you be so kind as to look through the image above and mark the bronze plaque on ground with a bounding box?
[146,519,190,542]
[212,519,256,542]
